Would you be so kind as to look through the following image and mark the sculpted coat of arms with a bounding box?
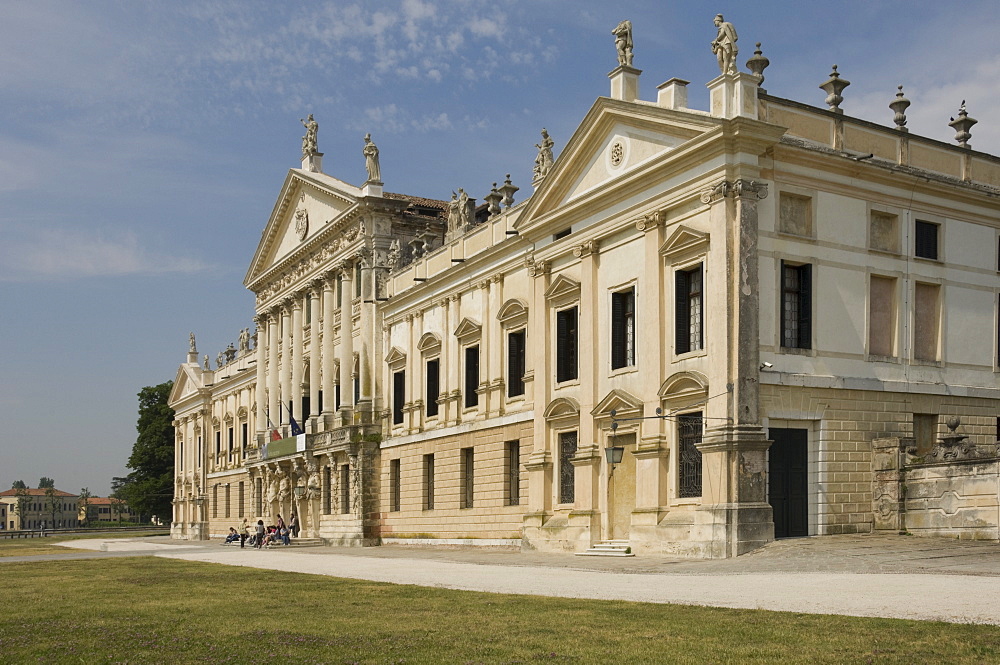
[294,207,309,240]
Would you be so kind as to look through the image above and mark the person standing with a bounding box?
[240,518,249,548]
[254,519,265,549]
[289,513,299,539]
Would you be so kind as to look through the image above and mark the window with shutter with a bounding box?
[611,288,635,369]
[464,346,480,408]
[507,330,526,397]
[392,370,405,425]
[915,220,939,260]
[781,262,812,349]
[559,431,577,504]
[675,266,703,354]
[426,359,440,417]
[556,307,578,382]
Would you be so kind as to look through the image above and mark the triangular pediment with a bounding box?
[245,169,362,287]
[516,98,720,233]
[385,346,407,367]
[453,317,482,342]
[168,363,205,407]
[544,274,580,302]
[591,389,644,418]
[660,225,709,261]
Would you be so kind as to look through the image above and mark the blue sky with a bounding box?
[2,1,998,497]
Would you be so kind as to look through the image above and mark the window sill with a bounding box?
[609,365,638,378]
[866,354,900,364]
[554,379,580,389]
[776,230,816,242]
[867,247,901,257]
[779,346,815,357]
[911,358,943,367]
[670,498,701,507]
[912,256,942,265]
[673,348,706,362]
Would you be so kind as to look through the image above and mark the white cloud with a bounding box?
[0,228,208,282]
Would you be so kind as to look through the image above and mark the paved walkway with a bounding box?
[32,534,1000,624]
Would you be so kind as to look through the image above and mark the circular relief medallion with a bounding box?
[610,141,624,166]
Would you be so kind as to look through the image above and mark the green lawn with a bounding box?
[0,531,165,558]
[1,557,998,664]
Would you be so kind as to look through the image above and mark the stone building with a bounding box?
[171,16,1000,556]
[0,488,79,530]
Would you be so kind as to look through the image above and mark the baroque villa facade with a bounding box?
[170,18,1000,557]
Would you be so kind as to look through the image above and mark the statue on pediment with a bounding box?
[363,133,381,182]
[189,332,197,354]
[533,129,554,181]
[203,354,210,370]
[458,188,472,227]
[238,327,250,354]
[300,114,318,157]
[711,14,738,76]
[224,342,237,364]
[446,191,461,234]
[216,351,225,368]
[612,20,633,67]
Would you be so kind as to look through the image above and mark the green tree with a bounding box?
[118,381,175,522]
[78,488,92,526]
[44,485,59,528]
[12,485,29,530]
[38,477,54,489]
[110,476,131,523]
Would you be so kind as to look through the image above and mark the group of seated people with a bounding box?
[223,515,296,548]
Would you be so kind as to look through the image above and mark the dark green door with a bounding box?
[768,428,808,538]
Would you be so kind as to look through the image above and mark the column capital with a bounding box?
[700,178,768,204]
[635,209,665,232]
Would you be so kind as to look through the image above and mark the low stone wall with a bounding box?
[872,437,1000,540]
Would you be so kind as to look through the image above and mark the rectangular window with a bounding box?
[255,477,263,516]
[212,485,218,518]
[238,482,244,518]
[198,436,202,467]
[781,262,812,349]
[914,282,940,361]
[355,263,362,297]
[675,266,703,354]
[241,423,248,452]
[335,383,341,410]
[460,447,474,508]
[215,431,221,454]
[554,227,572,240]
[556,307,578,383]
[392,370,405,425]
[505,440,521,506]
[322,467,331,515]
[913,413,938,454]
[426,359,440,418]
[423,454,435,510]
[354,377,360,405]
[915,220,939,260]
[464,346,480,408]
[389,459,401,512]
[559,431,577,504]
[225,485,231,518]
[678,412,703,499]
[228,427,234,452]
[869,275,896,357]
[507,330,526,398]
[611,288,636,369]
[340,464,350,514]
[779,193,812,236]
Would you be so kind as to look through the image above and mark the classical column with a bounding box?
[488,274,504,416]
[267,308,280,432]
[574,241,600,526]
[320,273,337,427]
[308,283,321,428]
[447,293,461,426]
[358,251,375,422]
[280,299,293,427]
[478,280,491,418]
[254,313,267,440]
[697,178,773,557]
[524,257,552,532]
[291,293,304,424]
[339,262,355,420]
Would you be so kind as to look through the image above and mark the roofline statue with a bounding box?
[300,114,318,158]
[711,14,738,76]
[612,20,633,68]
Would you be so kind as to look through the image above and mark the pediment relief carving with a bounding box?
[591,388,644,419]
[543,397,580,422]
[497,298,528,327]
[453,317,482,343]
[659,225,709,262]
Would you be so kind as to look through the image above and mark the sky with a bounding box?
[2,0,999,497]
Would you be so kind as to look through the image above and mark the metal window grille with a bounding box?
[678,413,703,498]
[559,431,577,504]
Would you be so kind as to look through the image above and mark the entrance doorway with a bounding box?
[608,433,636,540]
[768,427,808,538]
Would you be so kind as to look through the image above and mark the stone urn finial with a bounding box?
[498,174,519,209]
[889,85,910,131]
[948,101,978,149]
[819,65,850,114]
[745,42,769,88]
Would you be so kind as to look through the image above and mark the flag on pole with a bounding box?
[266,411,282,441]
[289,416,303,436]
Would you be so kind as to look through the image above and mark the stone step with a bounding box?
[575,540,635,557]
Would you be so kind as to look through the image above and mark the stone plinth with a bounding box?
[609,65,642,102]
[302,152,323,173]
[657,78,689,110]
[362,180,383,198]
[707,72,759,120]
